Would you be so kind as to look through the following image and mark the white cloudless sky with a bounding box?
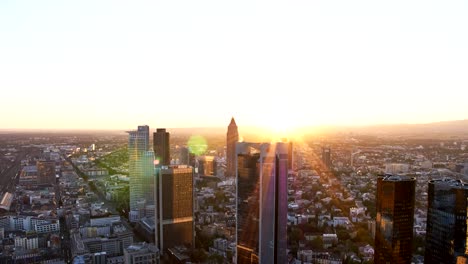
[1,0,467,130]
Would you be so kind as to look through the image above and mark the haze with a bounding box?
[1,0,467,131]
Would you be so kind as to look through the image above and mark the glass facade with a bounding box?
[128,125,153,222]
[425,179,468,264]
[155,166,194,253]
[236,142,288,264]
[153,128,170,166]
[374,175,415,264]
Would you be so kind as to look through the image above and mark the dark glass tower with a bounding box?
[226,117,239,177]
[374,175,416,264]
[236,142,288,264]
[425,179,468,264]
[321,147,331,169]
[153,128,170,166]
[155,165,194,254]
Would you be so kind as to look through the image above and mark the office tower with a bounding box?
[226,117,239,177]
[425,179,468,263]
[374,175,416,264]
[236,142,288,264]
[321,147,331,169]
[198,155,214,176]
[36,160,56,185]
[153,128,170,166]
[178,146,195,166]
[154,165,194,254]
[128,125,155,222]
[280,138,293,171]
[124,243,160,264]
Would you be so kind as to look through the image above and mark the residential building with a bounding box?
[124,243,160,264]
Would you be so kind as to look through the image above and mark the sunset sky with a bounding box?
[1,0,467,131]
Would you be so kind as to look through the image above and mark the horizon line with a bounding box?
[1,118,467,133]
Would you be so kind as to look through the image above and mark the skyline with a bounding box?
[1,1,467,130]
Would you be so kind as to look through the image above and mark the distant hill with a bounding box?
[298,119,468,138]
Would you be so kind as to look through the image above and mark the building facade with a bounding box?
[124,243,160,264]
[425,179,468,263]
[374,175,415,264]
[321,147,331,169]
[226,117,239,177]
[236,142,288,264]
[128,125,155,222]
[155,165,194,254]
[153,128,170,166]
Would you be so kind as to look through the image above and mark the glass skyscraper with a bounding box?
[128,125,155,222]
[374,175,416,264]
[153,128,170,166]
[236,142,288,264]
[425,178,468,263]
[154,165,194,254]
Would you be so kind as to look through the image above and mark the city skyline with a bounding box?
[1,1,468,130]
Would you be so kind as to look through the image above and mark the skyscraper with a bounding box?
[226,117,239,177]
[374,175,416,264]
[154,165,194,254]
[288,141,293,171]
[321,147,331,169]
[425,179,468,263]
[128,125,155,222]
[236,142,288,264]
[153,128,170,166]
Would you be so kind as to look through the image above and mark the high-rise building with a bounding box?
[128,125,155,222]
[236,142,288,264]
[153,128,170,166]
[280,138,293,171]
[198,155,215,176]
[374,175,416,264]
[155,165,194,254]
[321,147,331,169]
[288,141,293,171]
[425,179,468,263]
[36,160,55,185]
[226,117,239,177]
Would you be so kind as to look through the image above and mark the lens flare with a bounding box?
[187,135,208,155]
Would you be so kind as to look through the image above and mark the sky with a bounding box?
[1,0,467,131]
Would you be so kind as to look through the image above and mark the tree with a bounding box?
[208,254,224,264]
[190,249,208,263]
[337,229,350,241]
[309,237,323,249]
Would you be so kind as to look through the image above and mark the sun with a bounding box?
[258,112,303,140]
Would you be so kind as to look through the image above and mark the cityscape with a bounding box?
[1,1,468,264]
[1,119,468,263]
